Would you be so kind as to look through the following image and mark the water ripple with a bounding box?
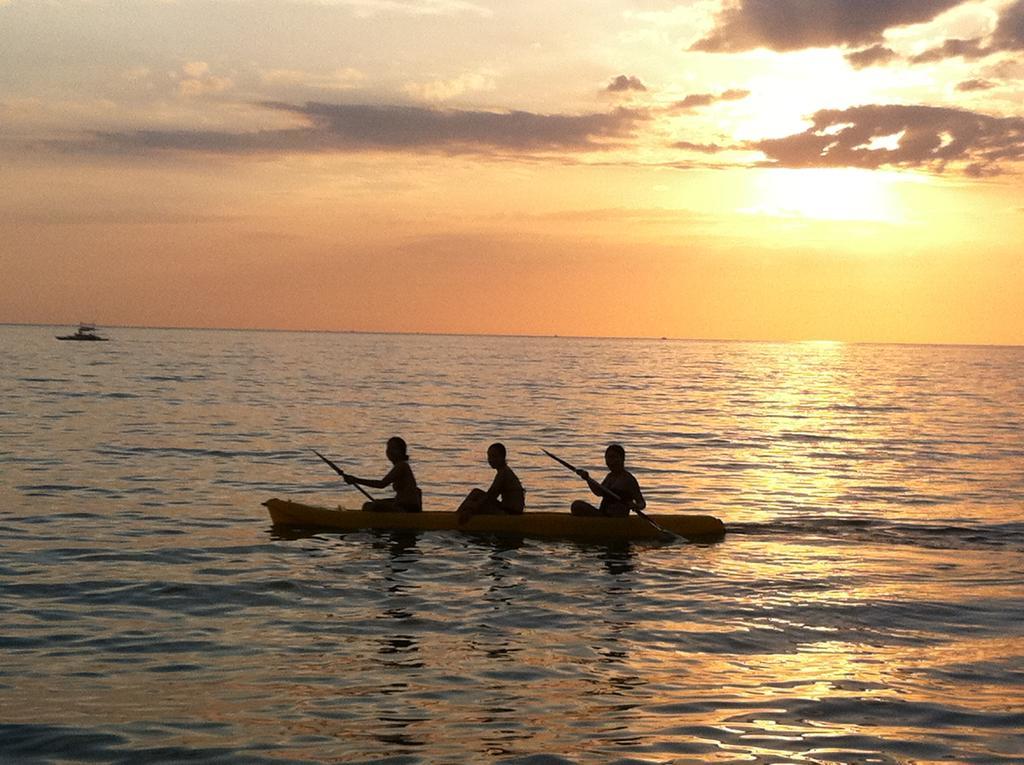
[1,327,1022,763]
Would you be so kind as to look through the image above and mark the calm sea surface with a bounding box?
[1,325,1022,764]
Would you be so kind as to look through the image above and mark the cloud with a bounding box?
[671,141,728,153]
[669,89,750,111]
[261,68,366,92]
[0,209,236,226]
[77,101,647,157]
[753,103,1024,176]
[528,207,714,225]
[605,75,647,93]
[692,0,967,52]
[992,0,1024,49]
[337,0,492,18]
[982,58,1024,79]
[404,70,498,102]
[845,44,899,68]
[956,78,996,91]
[182,62,211,79]
[177,62,233,98]
[910,37,988,63]
[909,0,1024,62]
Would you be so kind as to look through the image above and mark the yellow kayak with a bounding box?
[264,498,725,542]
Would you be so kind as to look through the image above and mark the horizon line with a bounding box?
[2,321,1022,350]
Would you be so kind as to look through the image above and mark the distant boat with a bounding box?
[56,323,110,342]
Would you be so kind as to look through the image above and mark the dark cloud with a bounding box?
[79,101,647,157]
[910,37,987,63]
[845,44,898,68]
[691,0,966,53]
[992,0,1024,50]
[671,141,728,153]
[956,79,996,91]
[909,0,1024,63]
[674,94,715,109]
[983,58,1024,79]
[753,104,1024,175]
[669,89,750,111]
[605,75,647,93]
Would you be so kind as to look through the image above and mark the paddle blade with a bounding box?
[632,506,681,541]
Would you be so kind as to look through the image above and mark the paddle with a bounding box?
[541,448,680,541]
[312,449,376,502]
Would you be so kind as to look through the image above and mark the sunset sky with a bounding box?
[2,0,1022,344]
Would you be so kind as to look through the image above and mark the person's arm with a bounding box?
[346,474,376,487]
[576,468,609,498]
[347,465,395,490]
[630,473,646,510]
[484,469,504,502]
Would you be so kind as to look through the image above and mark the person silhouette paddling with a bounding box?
[570,443,645,518]
[345,436,422,513]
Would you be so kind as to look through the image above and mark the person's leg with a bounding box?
[601,502,630,518]
[571,500,600,516]
[476,496,510,515]
[495,500,523,515]
[458,488,486,514]
[363,498,399,512]
[458,488,490,523]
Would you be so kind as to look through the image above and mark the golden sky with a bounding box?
[1,0,1022,343]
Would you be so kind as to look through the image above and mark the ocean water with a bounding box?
[1,325,1022,764]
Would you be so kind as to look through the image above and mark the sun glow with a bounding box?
[746,168,905,222]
